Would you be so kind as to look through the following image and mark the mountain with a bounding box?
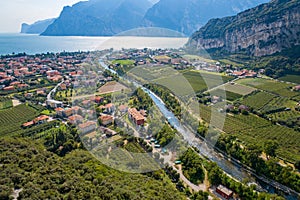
[41,0,152,36]
[21,18,55,34]
[141,0,269,36]
[187,0,300,56]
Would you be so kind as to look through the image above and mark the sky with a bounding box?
[0,0,82,33]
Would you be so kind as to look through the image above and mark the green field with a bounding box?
[213,89,243,101]
[0,104,39,137]
[241,91,275,111]
[199,104,300,161]
[224,83,257,95]
[182,54,216,63]
[279,74,300,84]
[0,97,13,110]
[268,110,300,122]
[237,78,298,97]
[112,59,135,66]
[129,67,233,96]
[219,59,244,67]
[259,97,296,114]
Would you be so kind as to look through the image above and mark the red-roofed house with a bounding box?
[99,115,114,126]
[78,121,97,134]
[55,107,65,117]
[68,115,84,124]
[128,108,145,126]
[33,115,49,124]
[22,121,34,128]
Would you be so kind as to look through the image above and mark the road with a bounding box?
[47,81,64,101]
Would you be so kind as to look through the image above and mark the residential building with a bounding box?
[99,115,114,126]
[216,185,233,199]
[128,108,145,126]
[68,115,84,124]
[46,100,63,108]
[78,121,97,134]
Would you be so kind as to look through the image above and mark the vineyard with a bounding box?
[0,97,13,110]
[279,74,300,84]
[237,78,298,98]
[199,104,300,161]
[213,89,242,101]
[0,104,39,137]
[182,70,233,93]
[224,83,256,96]
[241,91,275,110]
[268,110,300,122]
[259,97,296,114]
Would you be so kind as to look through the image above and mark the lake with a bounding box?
[0,33,188,55]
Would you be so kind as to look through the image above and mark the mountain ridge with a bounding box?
[21,18,56,34]
[37,0,269,36]
[141,0,269,35]
[187,0,300,56]
[41,0,152,36]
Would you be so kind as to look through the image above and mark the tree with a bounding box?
[295,160,300,171]
[264,140,279,159]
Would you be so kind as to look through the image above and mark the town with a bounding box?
[0,48,299,200]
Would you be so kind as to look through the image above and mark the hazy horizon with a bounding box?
[0,0,161,33]
[0,0,81,33]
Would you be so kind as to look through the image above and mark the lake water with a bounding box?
[0,33,188,55]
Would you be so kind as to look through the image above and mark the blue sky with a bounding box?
[0,0,81,33]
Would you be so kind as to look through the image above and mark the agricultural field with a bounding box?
[112,59,135,66]
[0,97,13,110]
[129,67,233,96]
[267,110,300,122]
[279,74,300,84]
[240,91,276,111]
[182,54,216,63]
[224,83,257,96]
[181,70,233,94]
[98,81,128,94]
[199,104,300,161]
[237,78,298,98]
[0,104,39,137]
[259,97,296,114]
[218,59,244,67]
[212,89,243,101]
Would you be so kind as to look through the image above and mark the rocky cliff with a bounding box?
[142,0,268,36]
[188,0,300,56]
[41,0,152,36]
[21,18,55,34]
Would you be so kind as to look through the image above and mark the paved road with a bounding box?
[47,81,64,101]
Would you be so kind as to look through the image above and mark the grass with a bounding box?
[0,104,39,137]
[279,74,300,84]
[112,59,135,66]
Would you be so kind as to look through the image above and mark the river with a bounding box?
[99,60,298,200]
